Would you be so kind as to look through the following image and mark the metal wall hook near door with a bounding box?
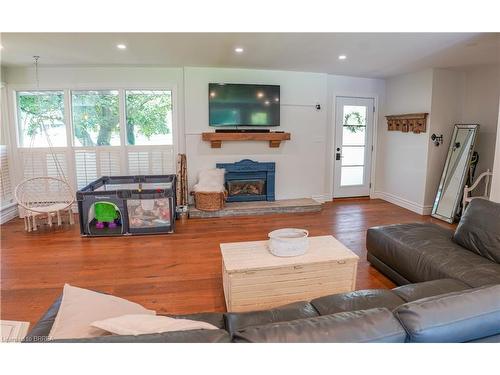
[431,133,443,146]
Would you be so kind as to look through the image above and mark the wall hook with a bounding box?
[431,133,443,146]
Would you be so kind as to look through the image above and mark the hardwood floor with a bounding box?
[0,198,454,326]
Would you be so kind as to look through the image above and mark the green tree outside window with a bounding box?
[17,90,173,147]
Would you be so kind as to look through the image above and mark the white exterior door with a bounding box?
[333,97,374,198]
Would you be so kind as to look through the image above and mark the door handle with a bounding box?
[336,153,341,161]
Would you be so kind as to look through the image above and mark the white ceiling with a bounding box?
[1,33,499,78]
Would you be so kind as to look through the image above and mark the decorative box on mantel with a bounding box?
[386,113,428,134]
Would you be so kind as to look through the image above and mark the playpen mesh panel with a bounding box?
[127,198,171,228]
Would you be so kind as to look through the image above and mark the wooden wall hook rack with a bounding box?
[385,113,428,134]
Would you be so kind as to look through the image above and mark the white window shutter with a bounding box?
[74,150,97,188]
[0,146,13,207]
[128,151,150,175]
[99,150,121,176]
[21,150,67,180]
[128,146,174,175]
[46,153,68,178]
[22,151,46,179]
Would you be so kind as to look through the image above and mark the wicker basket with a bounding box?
[191,190,227,211]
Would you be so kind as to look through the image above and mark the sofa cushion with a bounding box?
[224,301,318,336]
[394,284,500,343]
[48,284,155,340]
[367,223,500,287]
[311,289,405,315]
[167,312,225,329]
[91,314,219,336]
[25,294,226,342]
[50,329,231,343]
[233,308,406,343]
[392,279,470,302]
[467,334,500,343]
[453,199,500,263]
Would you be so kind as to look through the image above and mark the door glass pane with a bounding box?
[126,90,173,146]
[341,166,364,186]
[342,147,365,166]
[342,126,366,146]
[343,105,366,126]
[17,91,66,147]
[72,90,120,146]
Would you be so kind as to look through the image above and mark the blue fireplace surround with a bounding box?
[216,159,275,202]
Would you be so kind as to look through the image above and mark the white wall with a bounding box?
[183,68,387,201]
[424,69,464,207]
[375,69,434,213]
[184,67,329,201]
[490,98,500,203]
[460,64,500,175]
[374,65,499,214]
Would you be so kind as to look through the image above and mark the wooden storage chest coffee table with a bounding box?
[220,235,359,312]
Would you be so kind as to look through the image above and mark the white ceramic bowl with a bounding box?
[268,228,310,257]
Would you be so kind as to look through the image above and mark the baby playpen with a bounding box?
[77,175,176,236]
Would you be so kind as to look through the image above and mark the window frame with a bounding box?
[14,89,68,149]
[70,89,122,148]
[124,89,174,147]
[7,83,179,194]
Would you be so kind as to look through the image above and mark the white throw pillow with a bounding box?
[49,284,155,340]
[91,314,218,336]
[193,168,225,192]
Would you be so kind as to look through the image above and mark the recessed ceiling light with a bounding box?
[338,55,347,60]
[234,47,244,53]
[117,44,127,50]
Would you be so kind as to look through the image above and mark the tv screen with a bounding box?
[209,83,280,127]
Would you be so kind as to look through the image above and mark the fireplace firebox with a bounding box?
[216,159,275,202]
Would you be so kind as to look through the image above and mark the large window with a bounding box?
[125,90,172,145]
[13,87,175,192]
[72,90,120,146]
[16,91,66,147]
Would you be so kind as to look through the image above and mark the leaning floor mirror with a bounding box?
[432,124,479,223]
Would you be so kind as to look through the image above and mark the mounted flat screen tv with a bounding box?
[209,83,280,127]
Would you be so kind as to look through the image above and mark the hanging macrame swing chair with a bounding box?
[14,56,75,232]
[15,176,75,231]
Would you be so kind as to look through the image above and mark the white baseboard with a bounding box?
[373,191,432,215]
[421,205,433,215]
[0,203,19,224]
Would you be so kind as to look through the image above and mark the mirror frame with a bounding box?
[431,124,479,223]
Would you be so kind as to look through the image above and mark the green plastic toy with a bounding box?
[94,202,118,228]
